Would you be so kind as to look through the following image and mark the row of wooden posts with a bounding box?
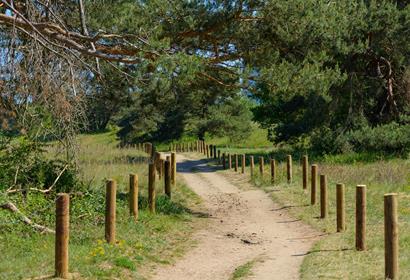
[53,149,176,278]
[217,152,399,280]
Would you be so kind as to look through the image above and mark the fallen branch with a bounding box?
[0,202,55,234]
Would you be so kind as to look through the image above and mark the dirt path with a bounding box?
[153,154,320,280]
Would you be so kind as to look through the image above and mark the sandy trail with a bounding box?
[153,154,320,280]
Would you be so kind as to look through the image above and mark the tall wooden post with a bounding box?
[270,159,276,184]
[206,145,210,158]
[234,154,238,172]
[171,152,176,186]
[214,145,217,159]
[250,156,254,177]
[320,175,327,219]
[228,154,232,169]
[164,160,171,198]
[356,185,366,251]
[218,150,221,164]
[302,155,308,189]
[105,180,116,244]
[384,193,398,280]
[259,156,264,176]
[210,144,213,157]
[241,154,246,173]
[287,155,292,183]
[148,163,156,213]
[336,183,345,232]
[222,153,226,169]
[311,164,318,205]
[55,193,69,279]
[129,174,139,220]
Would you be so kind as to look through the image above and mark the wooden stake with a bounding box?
[320,175,327,219]
[206,145,210,158]
[259,156,264,176]
[241,154,245,174]
[148,163,156,213]
[210,144,213,157]
[270,159,276,184]
[302,155,308,189]
[234,154,238,172]
[336,183,345,232]
[129,174,138,220]
[287,155,292,183]
[105,179,116,244]
[384,193,399,280]
[214,145,217,159]
[164,160,171,198]
[250,156,254,177]
[171,152,176,186]
[228,154,232,169]
[311,164,318,205]
[222,153,226,169]
[356,185,366,251]
[55,193,69,279]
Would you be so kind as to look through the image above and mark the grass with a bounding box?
[230,259,258,280]
[0,131,201,279]
[219,149,410,279]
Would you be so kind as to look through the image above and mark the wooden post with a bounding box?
[234,154,238,172]
[241,154,245,174]
[148,163,156,213]
[129,174,138,220]
[206,145,210,158]
[356,185,366,251]
[105,179,116,244]
[287,155,292,183]
[218,150,221,163]
[213,145,217,159]
[270,159,276,184]
[384,193,399,280]
[259,156,264,176]
[320,175,327,219]
[164,160,171,198]
[55,193,69,279]
[222,153,226,169]
[302,155,308,189]
[228,154,232,169]
[311,164,318,205]
[250,156,254,177]
[171,152,176,186]
[336,183,345,232]
[203,142,206,155]
[210,144,213,157]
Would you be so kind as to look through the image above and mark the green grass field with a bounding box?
[218,149,410,279]
[0,132,201,279]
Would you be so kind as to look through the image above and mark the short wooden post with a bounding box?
[171,152,176,186]
[206,145,210,158]
[320,175,327,218]
[270,159,276,184]
[55,193,69,279]
[222,153,226,169]
[218,150,221,163]
[105,179,116,244]
[203,142,207,155]
[384,193,398,280]
[234,154,238,172]
[241,154,245,174]
[164,160,171,198]
[302,155,308,189]
[210,144,213,157]
[129,174,138,220]
[228,154,232,169]
[311,164,318,205]
[213,145,217,159]
[336,183,345,232]
[287,155,292,183]
[259,156,264,176]
[148,163,156,213]
[356,185,366,251]
[250,156,254,177]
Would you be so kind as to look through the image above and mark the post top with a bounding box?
[384,193,398,197]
